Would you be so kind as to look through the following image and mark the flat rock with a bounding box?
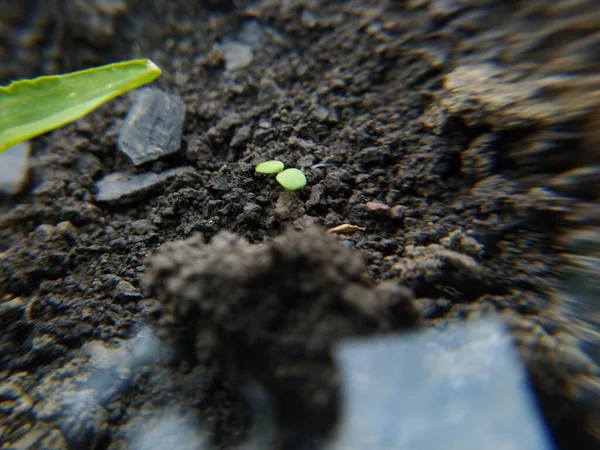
[329,318,554,450]
[118,88,186,166]
[0,142,31,195]
[95,167,196,204]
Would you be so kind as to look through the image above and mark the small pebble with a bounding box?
[0,142,31,195]
[365,201,391,215]
[230,125,252,148]
[118,88,186,166]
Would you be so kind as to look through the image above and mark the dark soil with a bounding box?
[1,0,599,449]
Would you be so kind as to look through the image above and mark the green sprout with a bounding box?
[276,168,307,191]
[255,160,284,174]
[255,160,307,191]
[0,59,162,153]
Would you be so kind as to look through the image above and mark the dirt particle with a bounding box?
[274,192,305,222]
[548,167,600,199]
[144,227,420,444]
[390,205,407,223]
[118,88,186,166]
[0,142,31,195]
[293,215,320,230]
[220,41,253,71]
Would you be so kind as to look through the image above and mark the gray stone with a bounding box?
[221,41,253,71]
[275,191,306,222]
[118,88,186,166]
[95,167,196,204]
[238,20,266,47]
[0,142,31,195]
[328,318,554,450]
[230,125,252,148]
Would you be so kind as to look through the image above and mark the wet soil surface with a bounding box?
[1,0,600,449]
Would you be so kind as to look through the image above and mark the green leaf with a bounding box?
[0,59,162,153]
[276,168,307,191]
[256,160,285,174]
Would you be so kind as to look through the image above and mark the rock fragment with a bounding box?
[118,88,186,166]
[229,124,252,148]
[101,274,143,302]
[329,319,554,450]
[0,142,31,195]
[94,167,196,204]
[220,41,253,71]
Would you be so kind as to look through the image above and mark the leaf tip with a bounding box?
[146,60,162,76]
